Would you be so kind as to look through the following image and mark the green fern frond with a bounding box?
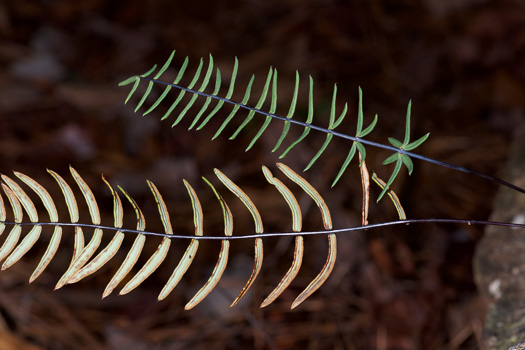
[119,51,421,193]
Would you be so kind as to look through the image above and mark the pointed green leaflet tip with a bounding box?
[360,114,378,137]
[376,187,388,202]
[356,142,366,166]
[388,137,403,148]
[403,100,413,145]
[118,76,138,86]
[141,64,158,78]
[404,132,430,151]
[400,154,414,174]
[382,153,398,165]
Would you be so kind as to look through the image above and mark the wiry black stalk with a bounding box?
[2,219,524,241]
[140,76,525,196]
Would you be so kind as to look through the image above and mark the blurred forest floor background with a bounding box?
[1,0,525,349]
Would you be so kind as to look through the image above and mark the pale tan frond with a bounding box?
[359,155,370,226]
[230,237,263,307]
[69,176,124,284]
[2,175,38,222]
[291,233,336,309]
[55,168,104,289]
[13,172,61,282]
[71,226,84,264]
[261,166,304,307]
[0,175,43,270]
[120,180,172,295]
[0,225,22,263]
[2,226,42,270]
[371,172,406,220]
[47,169,79,223]
[56,227,104,289]
[214,169,264,307]
[275,163,336,309]
[0,191,5,237]
[0,185,23,262]
[214,169,263,233]
[158,180,202,300]
[69,166,100,224]
[185,177,233,310]
[261,236,303,308]
[261,166,302,231]
[103,187,146,298]
[30,226,61,283]
[15,172,59,222]
[276,163,332,230]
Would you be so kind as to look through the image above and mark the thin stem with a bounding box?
[2,219,524,240]
[139,77,525,195]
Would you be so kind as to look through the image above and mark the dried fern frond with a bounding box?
[1,163,384,309]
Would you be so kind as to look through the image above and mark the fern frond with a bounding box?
[0,163,344,309]
[185,177,232,310]
[214,168,264,307]
[275,163,335,309]
[260,166,303,308]
[118,51,525,200]
[119,51,409,192]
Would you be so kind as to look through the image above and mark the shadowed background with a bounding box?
[1,1,525,349]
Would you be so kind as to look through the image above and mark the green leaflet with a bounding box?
[213,75,255,140]
[189,68,222,130]
[279,75,314,158]
[121,64,157,104]
[331,87,378,187]
[197,57,239,130]
[371,172,406,220]
[164,57,204,123]
[304,85,347,172]
[144,56,189,116]
[245,68,278,151]
[272,70,299,152]
[134,51,176,112]
[379,101,430,202]
[231,67,273,141]
[172,57,209,126]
